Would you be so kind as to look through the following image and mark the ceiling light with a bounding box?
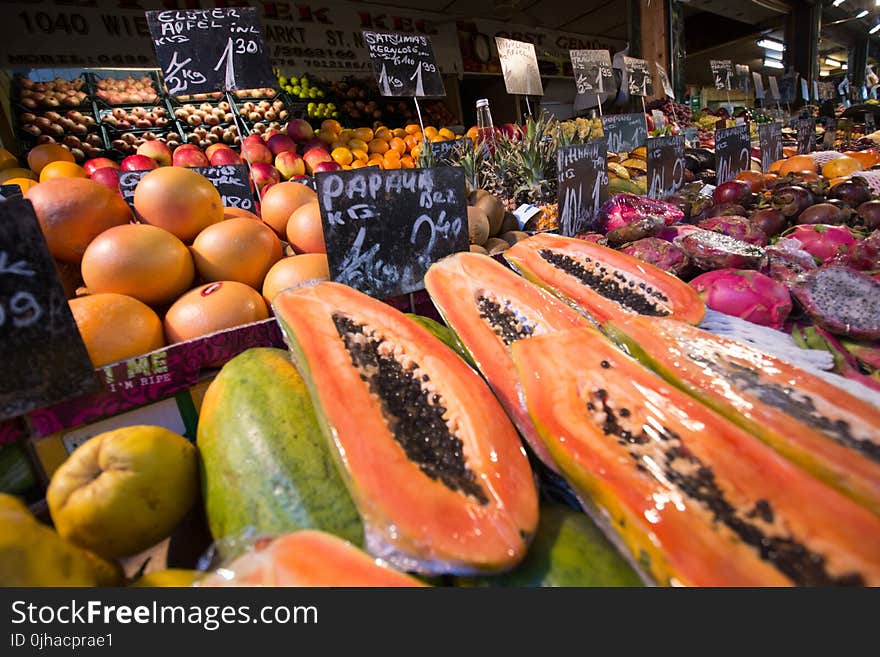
[765,50,783,62]
[872,23,880,33]
[820,70,830,77]
[843,63,849,69]
[857,10,869,18]
[825,57,843,67]
[833,0,845,5]
[764,59,784,70]
[757,38,785,52]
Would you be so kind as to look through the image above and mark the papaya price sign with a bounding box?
[557,138,608,236]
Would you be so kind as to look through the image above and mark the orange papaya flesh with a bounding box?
[504,233,705,325]
[273,282,538,574]
[513,327,880,586]
[423,252,590,470]
[606,316,880,516]
[198,530,425,587]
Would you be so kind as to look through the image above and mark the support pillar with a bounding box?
[639,0,670,102]
[784,0,820,103]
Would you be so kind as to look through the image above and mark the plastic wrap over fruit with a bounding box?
[598,193,684,234]
[197,530,424,587]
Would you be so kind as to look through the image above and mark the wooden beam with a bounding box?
[640,0,669,102]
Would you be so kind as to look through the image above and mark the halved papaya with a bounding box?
[606,316,880,516]
[273,282,538,574]
[504,233,705,325]
[423,252,590,469]
[198,530,425,587]
[513,327,880,586]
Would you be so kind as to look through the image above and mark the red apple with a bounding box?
[266,133,297,156]
[274,151,306,179]
[242,133,264,147]
[83,157,119,176]
[303,147,333,174]
[90,166,121,191]
[120,154,158,171]
[500,123,523,140]
[205,143,231,160]
[136,140,172,166]
[286,118,314,142]
[263,129,281,141]
[210,148,242,166]
[241,142,273,165]
[312,161,342,174]
[173,147,209,168]
[249,161,281,191]
[302,138,327,154]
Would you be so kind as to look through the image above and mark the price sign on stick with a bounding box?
[317,168,469,299]
[0,185,23,201]
[768,76,781,101]
[759,122,783,172]
[601,113,648,154]
[753,72,765,100]
[146,8,275,96]
[656,63,675,99]
[119,165,255,211]
[646,135,686,199]
[735,64,751,94]
[557,138,608,237]
[796,118,815,154]
[363,31,445,97]
[430,138,473,166]
[496,37,544,96]
[715,124,751,184]
[624,57,652,96]
[710,60,733,90]
[0,199,97,422]
[570,50,614,95]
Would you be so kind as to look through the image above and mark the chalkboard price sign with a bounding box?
[646,135,686,200]
[0,199,97,422]
[710,60,733,90]
[796,118,815,155]
[735,64,751,94]
[758,122,783,172]
[496,37,544,96]
[119,164,255,211]
[570,50,614,95]
[624,57,652,97]
[317,168,469,299]
[557,138,608,237]
[601,113,648,154]
[715,124,751,184]
[0,185,23,201]
[146,8,275,96]
[656,63,674,99]
[430,138,473,165]
[363,31,445,98]
[768,76,781,101]
[753,72,765,100]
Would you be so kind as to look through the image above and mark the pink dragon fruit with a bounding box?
[574,232,608,245]
[690,269,792,330]
[697,215,769,246]
[598,193,684,234]
[780,224,860,263]
[678,229,767,270]
[792,266,880,340]
[762,238,818,288]
[823,230,880,271]
[619,237,691,277]
[657,224,702,242]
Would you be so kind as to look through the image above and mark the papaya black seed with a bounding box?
[619,408,630,417]
[600,360,611,369]
[476,296,537,345]
[332,314,489,505]
[538,249,670,316]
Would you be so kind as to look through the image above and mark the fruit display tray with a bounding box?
[89,69,162,107]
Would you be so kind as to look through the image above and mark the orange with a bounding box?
[388,137,407,155]
[822,156,863,179]
[411,144,422,160]
[400,156,415,169]
[39,161,87,182]
[430,135,446,143]
[828,175,850,188]
[466,126,480,142]
[351,148,369,163]
[4,177,38,193]
[382,152,401,169]
[317,129,337,145]
[339,129,355,143]
[391,128,406,139]
[27,144,74,175]
[320,119,342,135]
[329,141,346,152]
[404,134,422,151]
[350,160,368,169]
[258,181,317,237]
[368,139,389,155]
[25,178,132,263]
[404,124,421,135]
[734,170,766,193]
[261,254,330,304]
[331,147,354,166]
[164,281,268,344]
[778,155,816,177]
[69,293,165,367]
[375,126,392,141]
[81,224,194,306]
[367,156,385,169]
[438,128,455,140]
[843,150,880,169]
[768,159,784,173]
[286,201,326,254]
[223,207,261,221]
[0,167,37,183]
[347,138,369,152]
[134,168,223,243]
[423,126,439,140]
[191,217,283,290]
[0,147,19,171]
[353,127,374,142]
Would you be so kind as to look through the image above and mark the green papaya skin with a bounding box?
[405,314,476,367]
[457,506,643,587]
[198,348,363,550]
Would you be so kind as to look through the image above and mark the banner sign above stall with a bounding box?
[316,168,468,299]
[624,57,652,97]
[715,124,751,184]
[145,8,275,96]
[646,135,685,199]
[363,30,444,97]
[570,50,614,94]
[602,113,648,154]
[557,138,608,237]
[496,37,544,96]
[0,199,98,422]
[710,60,733,90]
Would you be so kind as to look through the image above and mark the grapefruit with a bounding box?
[223,207,261,221]
[0,168,37,183]
[822,156,863,179]
[69,293,165,367]
[27,144,74,175]
[81,224,195,306]
[133,167,223,243]
[262,254,330,304]
[164,281,269,343]
[778,155,816,177]
[259,181,317,236]
[25,178,132,263]
[39,161,87,182]
[286,201,326,254]
[191,218,283,289]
